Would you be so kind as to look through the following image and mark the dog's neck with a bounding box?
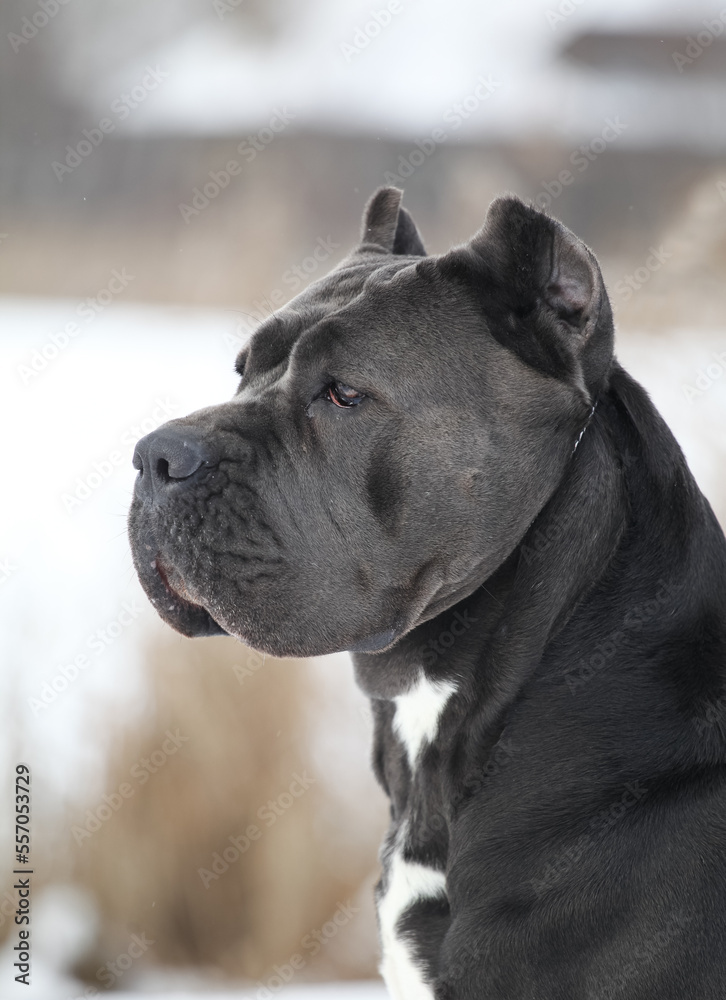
[353,387,627,727]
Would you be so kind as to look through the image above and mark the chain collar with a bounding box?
[572,402,597,455]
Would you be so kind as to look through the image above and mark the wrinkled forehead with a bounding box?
[238,252,419,376]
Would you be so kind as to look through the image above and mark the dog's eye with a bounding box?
[325,382,365,407]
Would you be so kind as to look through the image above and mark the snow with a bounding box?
[0,881,385,996]
[122,985,387,999]
[125,986,387,999]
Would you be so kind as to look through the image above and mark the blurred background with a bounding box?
[1,0,725,996]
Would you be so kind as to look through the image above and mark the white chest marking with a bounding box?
[393,673,457,768]
[379,844,447,1000]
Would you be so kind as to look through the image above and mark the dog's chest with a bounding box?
[375,670,457,999]
[392,672,457,769]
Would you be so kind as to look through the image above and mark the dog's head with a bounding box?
[128,189,614,656]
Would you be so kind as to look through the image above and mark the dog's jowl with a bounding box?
[129,187,726,999]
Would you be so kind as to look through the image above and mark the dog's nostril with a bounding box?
[133,425,218,499]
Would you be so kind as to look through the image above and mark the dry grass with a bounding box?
[69,634,382,983]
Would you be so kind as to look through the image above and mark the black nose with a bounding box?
[133,425,217,499]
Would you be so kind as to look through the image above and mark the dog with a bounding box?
[128,188,726,998]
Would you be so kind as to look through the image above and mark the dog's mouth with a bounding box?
[131,527,228,638]
[154,555,198,606]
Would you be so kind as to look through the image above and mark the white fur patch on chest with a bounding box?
[393,672,457,768]
[378,842,447,1000]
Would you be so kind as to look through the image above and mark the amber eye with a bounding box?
[325,382,365,407]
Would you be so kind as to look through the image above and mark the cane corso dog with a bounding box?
[129,188,726,998]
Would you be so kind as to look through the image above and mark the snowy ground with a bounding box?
[135,988,385,999]
[1,294,725,997]
[131,988,387,999]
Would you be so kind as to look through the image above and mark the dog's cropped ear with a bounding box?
[478,195,601,329]
[439,195,613,397]
[360,187,426,256]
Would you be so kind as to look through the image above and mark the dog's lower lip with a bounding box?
[153,554,202,609]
